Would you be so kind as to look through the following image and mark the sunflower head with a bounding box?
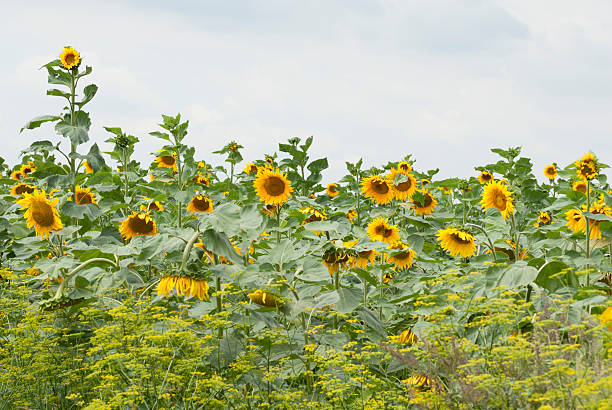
[436,227,476,258]
[411,189,437,216]
[72,185,97,205]
[154,150,178,172]
[361,175,395,205]
[119,212,158,240]
[140,200,164,212]
[300,207,327,233]
[16,190,63,239]
[537,211,551,225]
[346,209,358,222]
[249,289,282,307]
[572,180,587,194]
[385,242,416,271]
[10,170,24,181]
[157,276,210,301]
[601,306,612,331]
[187,195,213,213]
[326,183,339,198]
[10,183,36,196]
[398,161,412,173]
[322,247,352,275]
[367,217,400,245]
[481,181,514,219]
[83,160,94,174]
[244,162,258,174]
[478,171,493,184]
[20,164,35,176]
[59,46,81,70]
[192,173,210,186]
[565,209,585,234]
[544,164,557,180]
[253,168,293,205]
[399,329,418,345]
[388,168,417,201]
[575,154,599,181]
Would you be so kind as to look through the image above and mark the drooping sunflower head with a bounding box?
[83,160,94,173]
[572,180,587,194]
[388,168,417,201]
[59,46,81,70]
[411,189,437,216]
[16,190,63,239]
[345,240,377,269]
[72,185,97,205]
[326,183,339,198]
[10,183,36,196]
[399,329,418,345]
[10,170,24,181]
[157,276,210,301]
[187,195,213,213]
[249,289,283,307]
[478,171,493,184]
[544,164,557,180]
[367,217,400,245]
[253,168,293,205]
[154,150,178,172]
[402,375,433,392]
[322,247,352,275]
[398,161,412,173]
[244,162,258,174]
[346,209,358,222]
[119,211,158,240]
[385,242,416,271]
[565,209,585,234]
[436,227,476,258]
[481,181,514,219]
[361,175,395,205]
[537,211,551,225]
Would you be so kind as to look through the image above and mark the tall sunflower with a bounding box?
[300,207,327,235]
[10,183,36,196]
[71,185,97,205]
[119,212,158,240]
[399,329,418,345]
[322,248,351,276]
[154,150,178,172]
[361,175,395,205]
[326,183,339,198]
[141,200,164,212]
[192,173,210,186]
[244,162,258,174]
[565,209,585,234]
[436,228,476,258]
[253,168,293,205]
[575,153,598,181]
[20,163,35,176]
[388,168,417,201]
[10,170,24,181]
[157,276,210,301]
[572,180,587,194]
[16,190,63,239]
[186,195,213,213]
[345,239,377,269]
[543,164,557,180]
[412,189,437,216]
[478,171,493,184]
[537,211,551,225]
[481,181,514,219]
[398,161,412,173]
[367,217,400,245]
[384,242,416,271]
[59,47,81,70]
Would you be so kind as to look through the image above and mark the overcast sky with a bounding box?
[2,1,611,182]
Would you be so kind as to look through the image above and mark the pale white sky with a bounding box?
[2,1,611,182]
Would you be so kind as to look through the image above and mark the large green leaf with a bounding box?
[61,202,102,220]
[20,115,61,132]
[201,229,242,264]
[55,111,91,146]
[486,261,538,290]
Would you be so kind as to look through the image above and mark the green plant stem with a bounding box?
[585,180,591,285]
[180,231,201,272]
[216,276,223,339]
[276,204,282,244]
[53,257,119,300]
[465,223,498,262]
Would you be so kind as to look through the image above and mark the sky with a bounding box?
[2,1,612,182]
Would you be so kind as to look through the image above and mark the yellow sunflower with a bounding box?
[59,46,81,70]
[249,289,283,307]
[10,183,36,196]
[186,195,213,213]
[20,164,35,176]
[583,198,612,239]
[398,161,412,173]
[384,242,416,271]
[253,168,293,205]
[345,239,378,269]
[575,154,598,181]
[388,168,417,201]
[194,240,215,263]
[154,150,178,172]
[537,211,551,225]
[10,170,24,181]
[412,189,437,216]
[244,162,258,174]
[192,173,210,186]
[383,272,393,283]
[481,181,514,220]
[300,207,327,235]
[83,160,93,173]
[265,157,275,167]
[361,175,395,205]
[367,217,400,245]
[543,164,557,180]
[565,209,585,234]
[119,212,158,240]
[399,329,418,345]
[402,375,434,392]
[326,183,339,198]
[346,209,357,222]
[322,248,351,276]
[601,307,612,331]
[572,180,587,194]
[140,200,164,212]
[16,190,63,239]
[436,228,476,258]
[197,161,207,169]
[157,276,210,301]
[478,171,493,184]
[70,185,97,205]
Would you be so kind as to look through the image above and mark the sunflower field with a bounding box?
[1,47,612,409]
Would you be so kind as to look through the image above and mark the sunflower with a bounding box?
[322,248,351,275]
[300,207,327,235]
[244,162,258,174]
[601,306,612,331]
[399,329,418,345]
[361,175,395,205]
[575,154,598,181]
[436,228,476,258]
[346,209,357,222]
[261,204,277,216]
[20,164,35,176]
[78,160,92,174]
[157,276,210,301]
[572,180,587,194]
[478,171,493,184]
[402,375,433,392]
[537,211,551,225]
[383,272,393,283]
[367,217,400,245]
[583,198,612,239]
[119,212,158,240]
[326,183,339,198]
[253,168,293,205]
[59,47,81,70]
[71,185,97,205]
[384,242,416,271]
[16,190,63,239]
[197,161,207,169]
[565,209,585,234]
[192,173,210,186]
[140,200,164,212]
[544,164,557,180]
[154,150,178,172]
[194,240,215,263]
[398,161,412,173]
[388,168,417,201]
[265,157,275,167]
[186,195,213,213]
[481,181,514,219]
[10,183,36,196]
[412,190,437,216]
[345,240,378,269]
[249,289,282,307]
[10,170,24,181]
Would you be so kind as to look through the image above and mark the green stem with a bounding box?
[180,231,201,272]
[585,180,591,285]
[276,204,282,244]
[54,257,119,300]
[465,223,498,262]
[216,276,223,339]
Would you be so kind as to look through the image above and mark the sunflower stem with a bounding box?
[53,257,119,300]
[180,231,202,272]
[216,276,223,339]
[585,180,591,285]
[465,223,497,262]
[276,204,282,244]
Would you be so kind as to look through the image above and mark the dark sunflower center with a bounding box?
[450,233,471,245]
[161,156,175,166]
[15,185,34,195]
[328,185,337,193]
[414,194,433,208]
[264,176,285,196]
[76,191,93,204]
[493,193,506,210]
[192,197,210,211]
[400,164,409,172]
[375,225,394,238]
[372,180,389,195]
[65,53,75,65]
[128,215,155,234]
[31,200,55,227]
[359,250,372,259]
[149,202,161,211]
[394,251,411,261]
[305,214,322,224]
[396,178,412,192]
[22,167,32,175]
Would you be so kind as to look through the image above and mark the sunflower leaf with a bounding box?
[55,111,90,146]
[61,202,102,220]
[77,84,98,107]
[20,115,61,132]
[86,143,106,173]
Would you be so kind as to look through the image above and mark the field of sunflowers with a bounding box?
[1,47,611,409]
